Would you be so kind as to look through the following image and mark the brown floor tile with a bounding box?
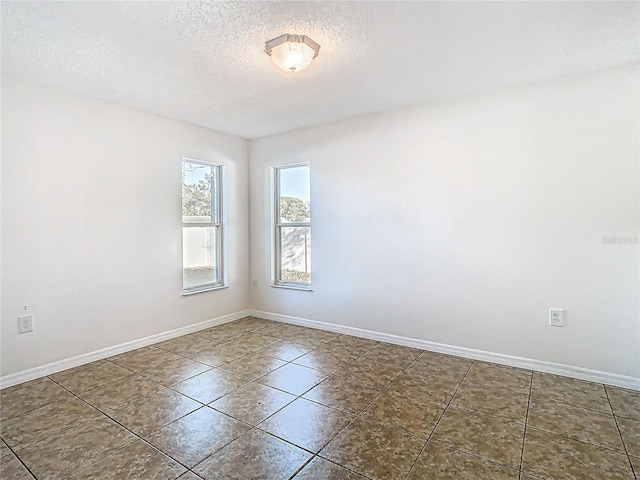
[432,406,524,469]
[1,440,11,459]
[287,329,340,347]
[171,369,248,404]
[316,343,366,359]
[257,363,328,395]
[226,333,280,351]
[358,342,423,368]
[259,398,353,452]
[464,362,532,394]
[178,471,204,480]
[303,375,381,414]
[0,397,100,450]
[78,374,163,412]
[450,382,529,424]
[222,317,258,331]
[210,317,250,332]
[193,327,243,344]
[630,455,639,476]
[522,428,634,480]
[146,407,250,467]
[215,336,265,355]
[153,338,191,352]
[386,371,459,405]
[256,340,315,361]
[292,456,366,479]
[320,418,424,480]
[407,352,473,381]
[617,416,640,457]
[182,332,221,345]
[334,357,403,387]
[606,386,640,421]
[193,429,311,480]
[1,379,73,421]
[49,360,132,394]
[218,354,286,381]
[228,317,276,332]
[528,397,624,452]
[154,335,213,356]
[139,356,211,386]
[212,337,264,358]
[16,417,134,479]
[259,323,307,338]
[109,346,181,372]
[0,454,35,479]
[361,389,444,438]
[109,387,200,437]
[407,441,520,479]
[66,440,186,479]
[210,382,295,425]
[181,345,244,367]
[293,348,357,373]
[532,372,610,413]
[322,335,379,355]
[6,321,635,480]
[0,378,49,396]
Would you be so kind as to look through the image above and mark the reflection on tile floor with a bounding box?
[1,316,638,480]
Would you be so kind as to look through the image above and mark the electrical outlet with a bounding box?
[549,309,565,327]
[18,315,33,333]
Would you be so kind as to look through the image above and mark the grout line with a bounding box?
[285,344,415,478]
[517,371,534,480]
[604,386,638,480]
[213,329,383,479]
[6,323,395,477]
[401,359,475,480]
[191,330,382,477]
[6,318,579,480]
[1,438,39,479]
[48,378,208,476]
[3,321,276,478]
[44,323,301,476]
[287,456,377,480]
[282,348,454,477]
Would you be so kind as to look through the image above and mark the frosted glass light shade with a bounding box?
[265,34,320,73]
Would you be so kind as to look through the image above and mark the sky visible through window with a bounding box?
[184,162,209,185]
[280,166,310,203]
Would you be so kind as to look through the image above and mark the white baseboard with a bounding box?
[250,309,640,391]
[4,307,638,392]
[0,309,251,389]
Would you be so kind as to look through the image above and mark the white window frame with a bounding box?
[182,158,226,295]
[272,163,311,290]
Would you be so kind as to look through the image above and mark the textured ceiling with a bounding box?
[2,1,638,139]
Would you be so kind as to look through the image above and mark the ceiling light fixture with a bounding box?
[265,34,320,73]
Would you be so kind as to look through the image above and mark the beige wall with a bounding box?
[1,76,250,376]
[2,64,638,381]
[249,65,639,378]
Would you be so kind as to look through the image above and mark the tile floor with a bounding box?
[0,316,638,479]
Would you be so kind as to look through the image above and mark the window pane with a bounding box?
[278,166,310,223]
[182,161,216,223]
[280,226,311,284]
[183,226,218,289]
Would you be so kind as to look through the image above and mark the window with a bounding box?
[182,159,225,294]
[273,163,311,288]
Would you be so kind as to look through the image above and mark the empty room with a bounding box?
[1,1,638,479]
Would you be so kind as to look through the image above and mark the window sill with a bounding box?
[271,284,313,292]
[183,284,228,296]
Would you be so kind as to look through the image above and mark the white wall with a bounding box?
[1,77,250,376]
[249,64,640,378]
